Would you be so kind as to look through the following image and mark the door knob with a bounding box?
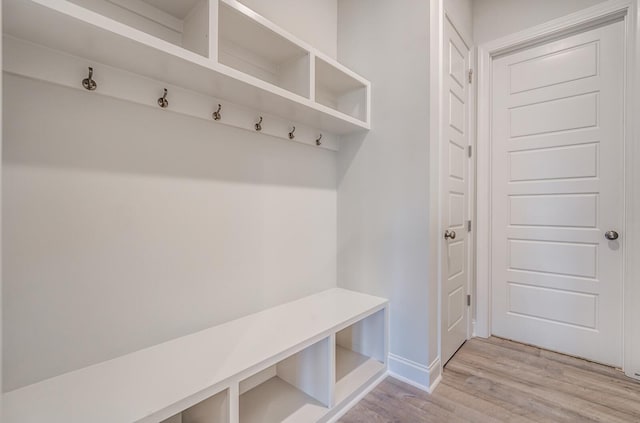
[444,230,456,240]
[605,230,619,240]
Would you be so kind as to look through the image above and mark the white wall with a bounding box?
[473,0,608,44]
[238,0,337,59]
[3,0,339,392]
[446,0,473,39]
[2,74,337,391]
[337,0,436,388]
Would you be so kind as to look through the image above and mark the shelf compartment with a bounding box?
[161,389,229,423]
[218,0,311,99]
[67,0,212,57]
[335,309,386,405]
[315,56,368,122]
[239,337,331,423]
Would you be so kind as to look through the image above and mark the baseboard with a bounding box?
[325,371,388,423]
[427,357,442,391]
[388,354,442,393]
[428,372,443,392]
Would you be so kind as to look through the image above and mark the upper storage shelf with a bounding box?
[316,56,369,122]
[218,0,310,99]
[3,0,371,135]
[68,0,213,57]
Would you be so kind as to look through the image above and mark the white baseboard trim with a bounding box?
[388,354,442,393]
[325,371,388,423]
[388,370,429,392]
[429,373,443,392]
[427,357,442,392]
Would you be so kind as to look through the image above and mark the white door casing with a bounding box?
[490,21,624,366]
[441,16,471,366]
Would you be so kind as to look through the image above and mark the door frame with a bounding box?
[475,0,640,379]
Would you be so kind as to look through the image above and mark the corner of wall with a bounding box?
[337,0,435,393]
[388,354,442,393]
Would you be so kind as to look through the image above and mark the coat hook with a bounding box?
[316,134,323,146]
[157,88,169,108]
[212,104,222,121]
[288,126,296,140]
[255,116,263,131]
[82,67,97,91]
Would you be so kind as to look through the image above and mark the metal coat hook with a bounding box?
[157,88,169,108]
[212,104,222,121]
[288,126,296,140]
[82,67,97,91]
[255,116,263,131]
[316,134,323,146]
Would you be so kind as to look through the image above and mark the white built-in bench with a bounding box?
[3,288,388,423]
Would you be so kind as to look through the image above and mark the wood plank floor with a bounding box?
[339,337,640,422]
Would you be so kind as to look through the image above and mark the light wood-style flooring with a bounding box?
[339,337,640,422]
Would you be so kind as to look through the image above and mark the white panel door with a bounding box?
[491,20,624,366]
[442,17,470,365]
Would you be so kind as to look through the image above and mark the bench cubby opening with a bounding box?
[335,309,386,404]
[239,336,332,423]
[160,388,229,423]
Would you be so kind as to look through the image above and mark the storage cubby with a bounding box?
[68,0,211,57]
[160,389,229,423]
[239,338,331,423]
[218,0,311,98]
[315,57,368,122]
[335,309,386,405]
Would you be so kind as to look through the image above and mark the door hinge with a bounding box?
[468,145,472,158]
[468,68,473,84]
[467,220,472,232]
[467,295,471,306]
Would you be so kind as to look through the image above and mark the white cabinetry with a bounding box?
[3,0,371,148]
[2,289,388,423]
